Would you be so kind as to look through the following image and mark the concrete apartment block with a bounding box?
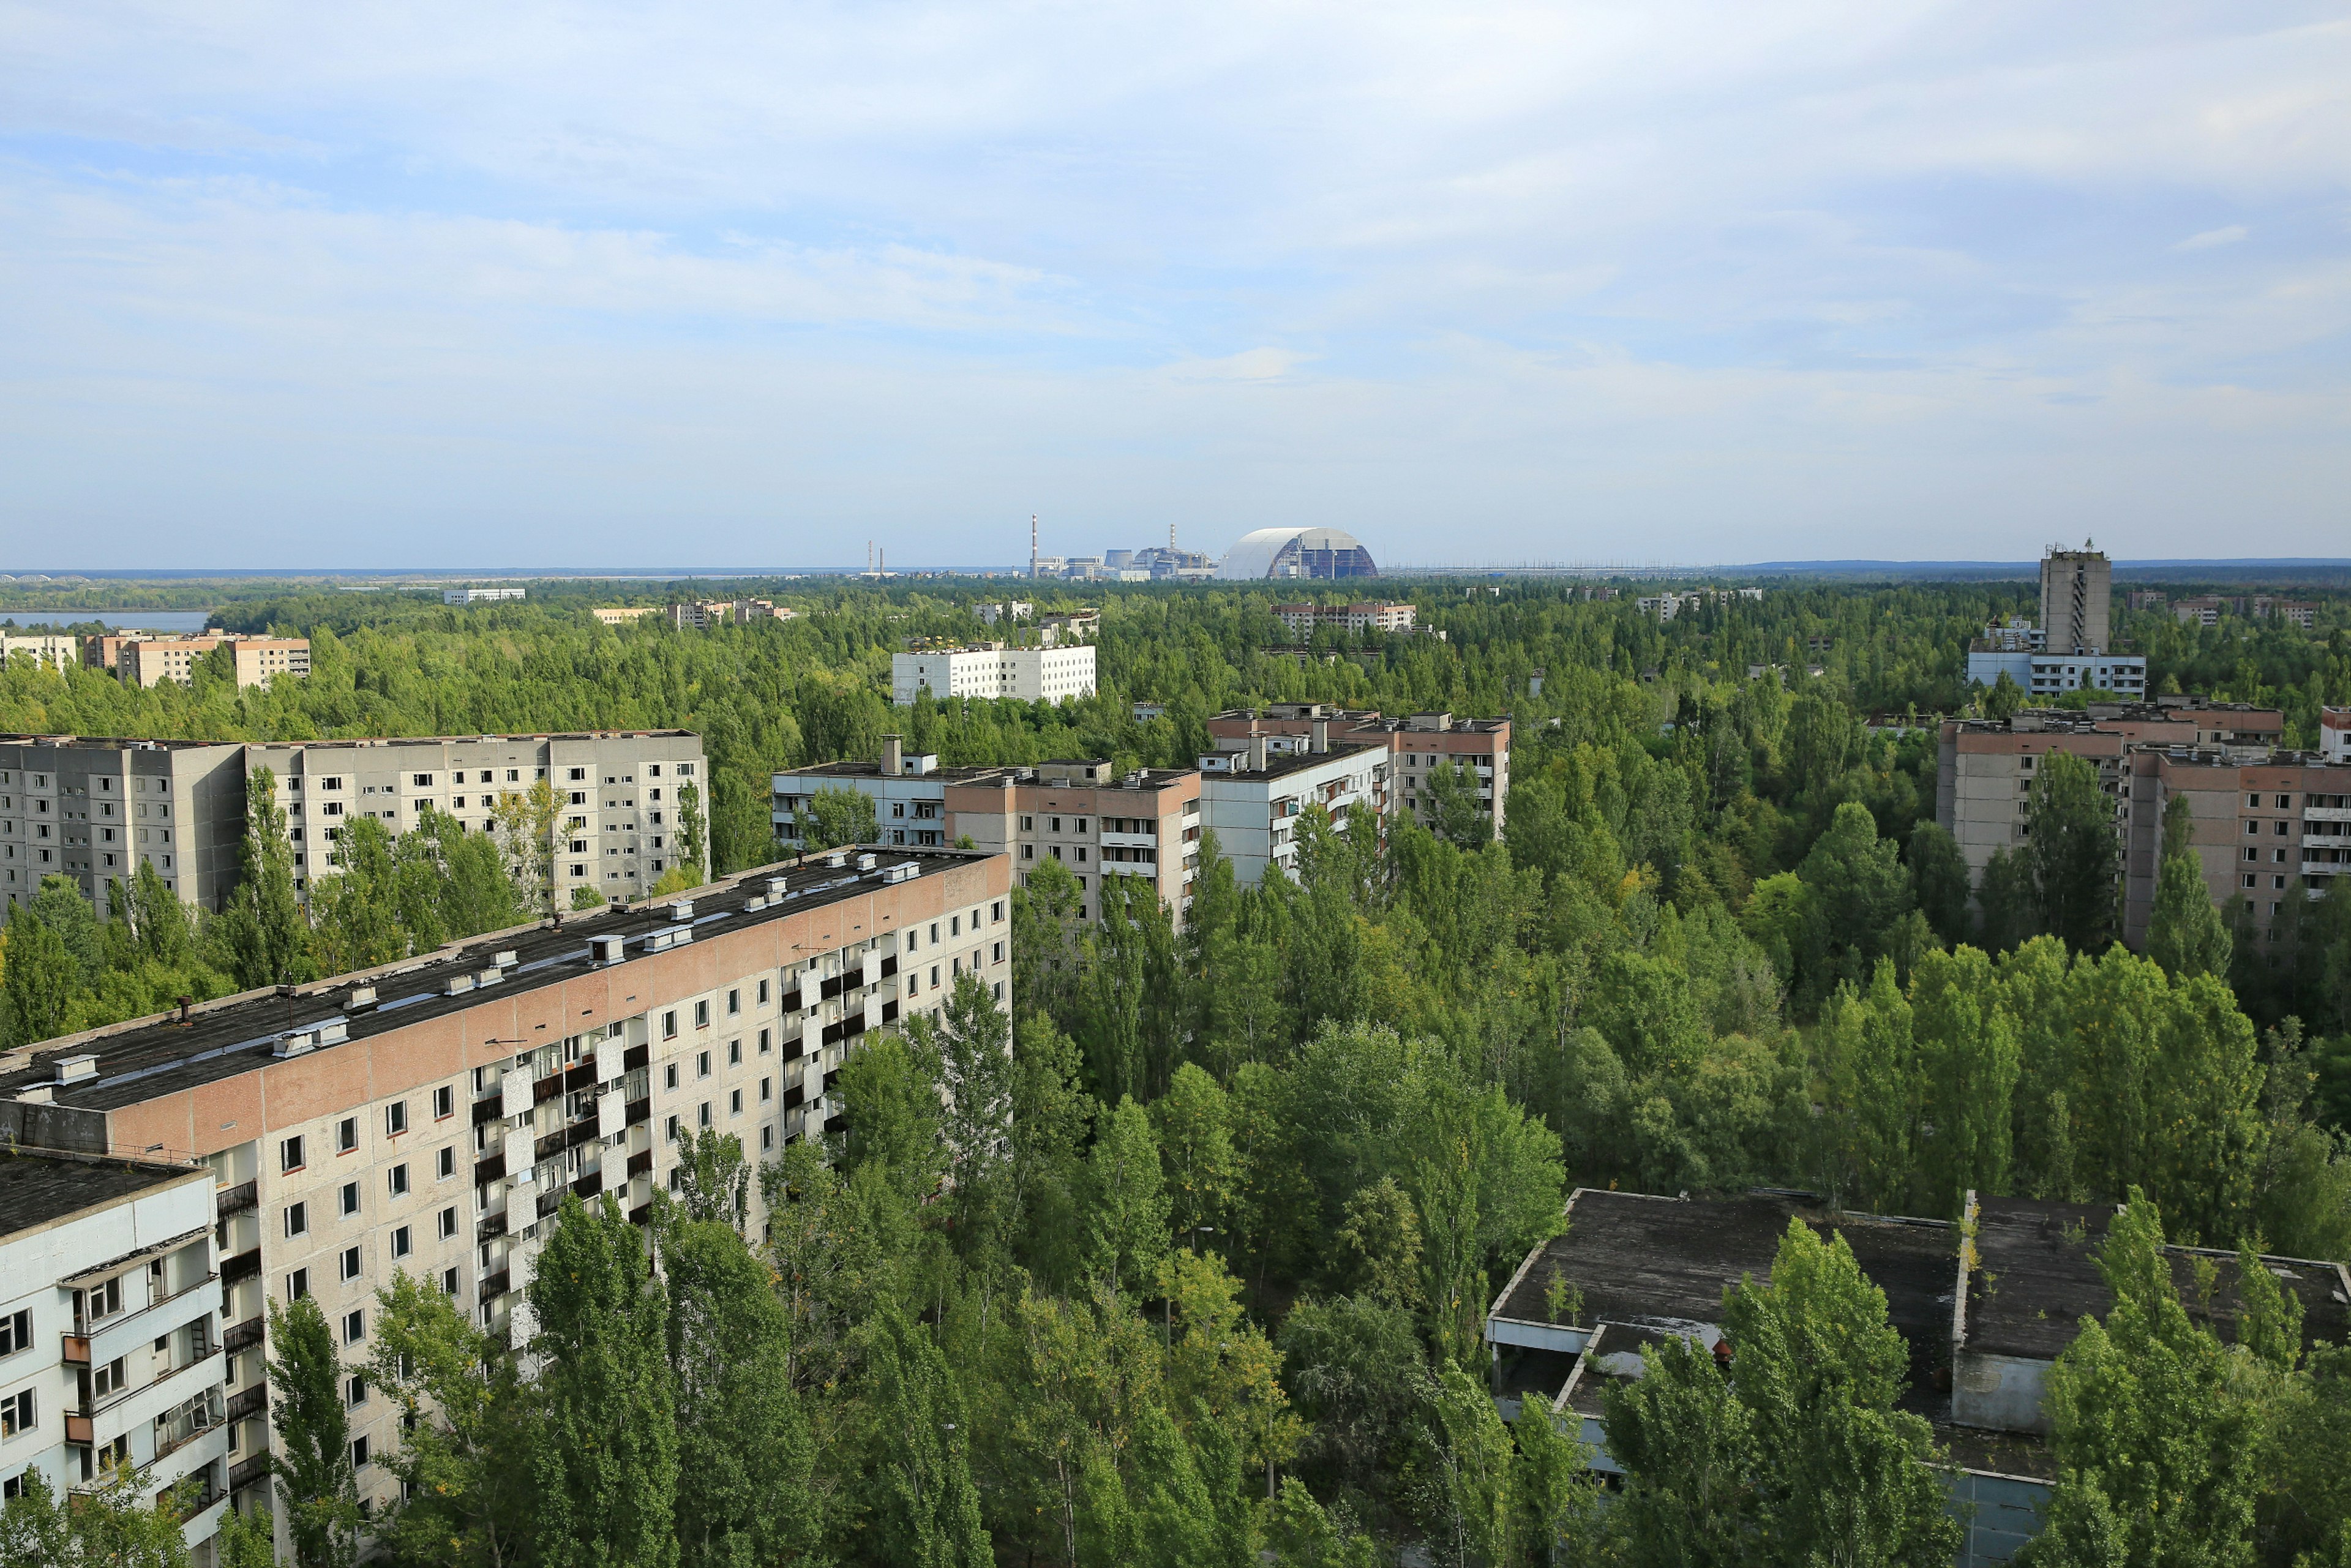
[774,740,1202,919]
[442,588,526,604]
[1207,705,1508,840]
[1197,738,1388,887]
[0,846,1011,1526]
[2039,547,2112,656]
[0,737,249,916]
[2121,748,2351,947]
[890,643,1096,705]
[244,731,708,907]
[0,1149,228,1555]
[119,637,310,691]
[0,636,78,672]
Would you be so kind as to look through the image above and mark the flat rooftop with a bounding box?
[249,730,697,748]
[776,760,1010,784]
[0,735,245,751]
[0,847,992,1115]
[1199,741,1384,782]
[0,1148,201,1239]
[1967,1196,2351,1362]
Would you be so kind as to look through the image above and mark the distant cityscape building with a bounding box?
[975,601,1033,626]
[0,1148,230,1551]
[891,644,1097,705]
[243,732,708,905]
[0,636,78,672]
[118,636,310,691]
[0,736,249,915]
[1274,601,1417,639]
[1967,545,2143,696]
[2325,707,2351,767]
[773,742,1200,918]
[666,599,795,630]
[443,586,527,604]
[1635,588,1764,621]
[591,607,660,625]
[1218,527,1378,580]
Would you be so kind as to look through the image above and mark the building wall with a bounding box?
[120,637,310,690]
[2121,751,2351,947]
[81,853,1010,1519]
[0,738,249,915]
[890,645,1098,705]
[2039,550,2112,655]
[247,733,707,907]
[0,1161,226,1551]
[1935,724,2126,882]
[0,636,79,672]
[1199,746,1386,887]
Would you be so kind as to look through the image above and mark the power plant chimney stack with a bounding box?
[1030,514,1039,579]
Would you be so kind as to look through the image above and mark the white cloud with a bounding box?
[0,0,2345,563]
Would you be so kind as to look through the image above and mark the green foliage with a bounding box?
[367,1270,536,1568]
[219,767,313,991]
[527,1195,680,1568]
[798,786,878,852]
[2025,751,2120,953]
[2148,797,2232,981]
[0,1465,195,1568]
[267,1294,361,1568]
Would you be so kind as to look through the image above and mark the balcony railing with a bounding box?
[214,1180,257,1218]
[227,1384,266,1422]
[221,1248,262,1286]
[229,1455,271,1495]
[223,1316,264,1355]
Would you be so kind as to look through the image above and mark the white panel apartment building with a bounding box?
[0,846,1011,1539]
[0,1150,230,1556]
[1197,738,1390,887]
[244,732,708,906]
[892,644,1096,705]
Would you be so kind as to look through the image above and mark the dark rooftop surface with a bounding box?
[0,734,243,751]
[0,847,991,1114]
[0,1148,200,1237]
[249,729,696,747]
[1967,1196,2351,1361]
[1202,741,1384,782]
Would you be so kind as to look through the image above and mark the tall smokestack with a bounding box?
[1031,514,1039,579]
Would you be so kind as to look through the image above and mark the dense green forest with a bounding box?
[6,577,2351,1566]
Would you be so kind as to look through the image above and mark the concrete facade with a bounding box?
[0,1152,228,1558]
[0,636,79,672]
[244,732,708,907]
[2121,748,2351,947]
[2039,547,2112,655]
[1197,740,1388,887]
[0,846,1011,1528]
[0,737,249,916]
[891,643,1097,705]
[119,637,310,691]
[1207,705,1507,840]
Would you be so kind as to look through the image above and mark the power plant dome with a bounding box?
[1217,527,1378,580]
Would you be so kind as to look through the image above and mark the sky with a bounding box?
[2,2,2347,571]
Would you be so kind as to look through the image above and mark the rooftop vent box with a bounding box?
[343,986,378,1010]
[855,853,878,871]
[53,1054,99,1085]
[589,935,626,964]
[318,1020,350,1046]
[273,1032,317,1059]
[445,974,476,997]
[823,852,847,869]
[670,901,694,921]
[880,862,918,884]
[767,878,789,900]
[476,968,504,988]
[743,896,767,913]
[492,950,519,968]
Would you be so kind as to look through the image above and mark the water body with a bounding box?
[0,610,216,632]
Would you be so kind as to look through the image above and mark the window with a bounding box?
[951,914,961,936]
[442,1267,461,1296]
[2278,793,2293,809]
[92,1357,128,1397]
[694,1000,710,1029]
[758,1028,771,1054]
[438,1147,456,1180]
[389,1164,410,1198]
[340,1247,363,1282]
[664,1063,679,1090]
[281,1135,307,1173]
[439,1206,459,1240]
[384,1101,409,1138]
[391,1226,413,1259]
[0,1309,30,1358]
[343,1310,366,1346]
[991,900,1003,923]
[337,1117,359,1154]
[663,1011,678,1040]
[759,1077,771,1102]
[992,942,1004,964]
[341,1180,361,1217]
[288,1269,310,1301]
[697,1051,711,1079]
[762,1126,774,1151]
[352,1436,370,1469]
[698,1102,711,1128]
[569,768,587,782]
[757,978,770,1005]
[0,1388,32,1439]
[413,773,434,788]
[727,1040,741,1067]
[285,1202,309,1237]
[666,1115,681,1143]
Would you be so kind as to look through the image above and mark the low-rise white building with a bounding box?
[1196,739,1389,886]
[892,643,1097,705]
[0,1147,228,1555]
[443,587,527,605]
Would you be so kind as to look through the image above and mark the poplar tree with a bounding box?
[219,767,312,989]
[1,899,76,1046]
[2025,751,2118,953]
[528,1195,680,1568]
[267,1296,360,1568]
[1086,1097,1171,1296]
[866,1304,994,1567]
[2145,795,2231,981]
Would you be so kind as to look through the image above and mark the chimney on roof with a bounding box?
[1311,718,1330,754]
[883,734,903,776]
[1248,737,1268,773]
